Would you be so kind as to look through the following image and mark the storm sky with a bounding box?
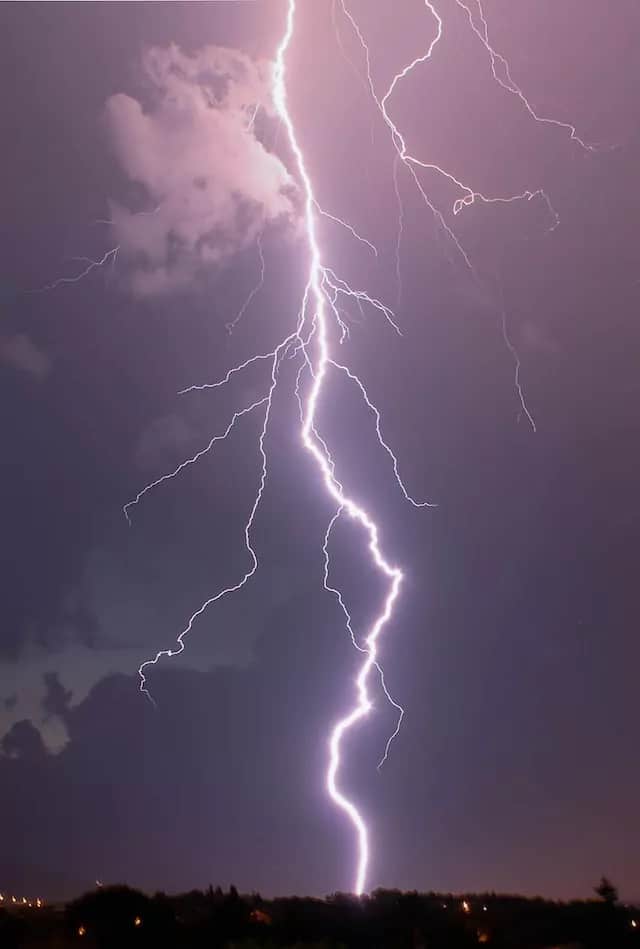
[2,0,640,901]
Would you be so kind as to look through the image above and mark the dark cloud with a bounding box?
[0,591,351,897]
[1,720,47,761]
[42,672,73,721]
[2,570,639,902]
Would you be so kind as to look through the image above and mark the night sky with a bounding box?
[2,0,640,902]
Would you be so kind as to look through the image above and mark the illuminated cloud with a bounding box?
[105,43,295,296]
[0,648,136,755]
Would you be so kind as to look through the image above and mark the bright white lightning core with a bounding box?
[126,0,591,896]
[274,6,406,896]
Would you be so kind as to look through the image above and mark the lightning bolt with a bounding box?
[125,0,592,896]
[128,0,427,895]
[30,247,119,293]
[498,295,537,433]
[122,396,270,527]
[225,232,266,334]
[392,154,405,312]
[337,0,570,264]
[30,206,161,295]
[453,0,593,152]
[136,331,297,703]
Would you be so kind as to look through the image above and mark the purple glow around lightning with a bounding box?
[125,0,591,895]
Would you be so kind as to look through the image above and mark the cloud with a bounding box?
[0,332,51,380]
[0,590,351,898]
[42,672,73,721]
[105,44,295,296]
[0,536,315,756]
[0,644,141,755]
[1,719,47,760]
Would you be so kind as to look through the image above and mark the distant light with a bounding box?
[96,880,103,887]
[442,903,447,909]
[134,916,142,927]
[483,905,488,911]
[632,919,638,929]
[250,908,273,926]
[462,900,471,914]
[21,897,27,904]
[36,898,42,908]
[11,896,17,904]
[0,893,4,901]
[78,925,86,937]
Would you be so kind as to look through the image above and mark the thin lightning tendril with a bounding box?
[337,0,594,261]
[137,334,294,703]
[225,233,266,334]
[123,396,269,526]
[454,0,593,152]
[178,348,283,395]
[245,102,260,133]
[392,153,404,311]
[315,200,378,257]
[31,247,119,293]
[500,307,536,432]
[322,510,405,773]
[329,359,435,510]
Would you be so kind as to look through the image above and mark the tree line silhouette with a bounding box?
[1,877,638,948]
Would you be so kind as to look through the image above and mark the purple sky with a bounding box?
[1,0,640,901]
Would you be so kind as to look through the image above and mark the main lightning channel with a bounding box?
[273,0,405,896]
